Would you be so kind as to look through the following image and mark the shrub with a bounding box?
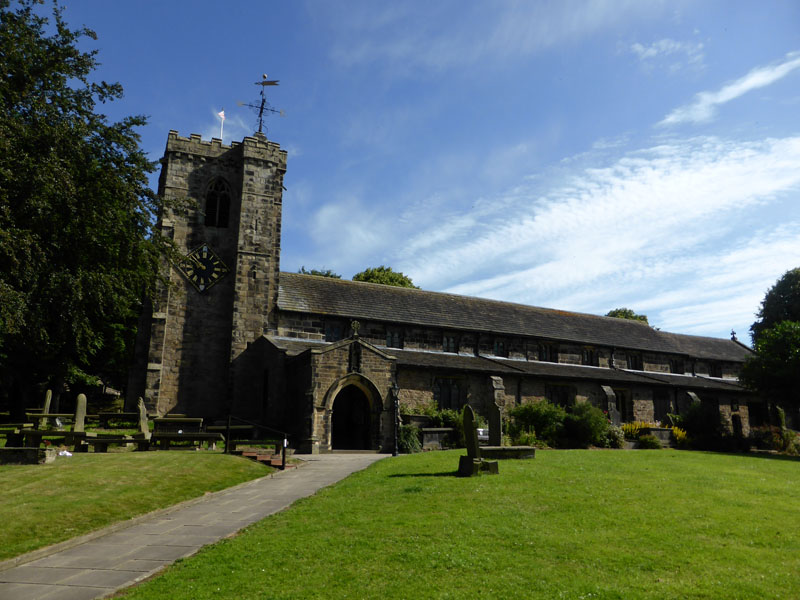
[398,425,421,454]
[671,426,689,449]
[561,403,609,448]
[638,434,662,449]
[621,422,642,440]
[605,425,625,449]
[439,409,466,448]
[512,431,539,447]
[508,401,566,446]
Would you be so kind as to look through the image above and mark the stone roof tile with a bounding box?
[277,273,752,362]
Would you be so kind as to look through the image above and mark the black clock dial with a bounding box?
[177,244,229,292]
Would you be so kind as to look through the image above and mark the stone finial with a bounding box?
[731,330,737,341]
[351,320,361,338]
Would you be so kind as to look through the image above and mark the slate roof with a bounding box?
[277,273,752,362]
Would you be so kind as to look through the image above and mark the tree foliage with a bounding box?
[0,0,170,409]
[750,268,800,345]
[740,321,800,406]
[298,266,341,278]
[605,308,648,324]
[352,265,418,288]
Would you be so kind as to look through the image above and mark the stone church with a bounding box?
[127,131,755,453]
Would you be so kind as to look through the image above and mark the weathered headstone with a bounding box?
[70,393,90,452]
[39,389,52,429]
[488,376,504,446]
[133,398,151,450]
[73,394,87,433]
[458,405,499,477]
[137,397,151,439]
[464,404,480,460]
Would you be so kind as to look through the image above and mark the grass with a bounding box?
[0,451,271,560]
[117,450,800,599]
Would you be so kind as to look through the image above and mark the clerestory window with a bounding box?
[386,329,403,349]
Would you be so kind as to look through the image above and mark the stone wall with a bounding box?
[128,132,286,418]
[275,311,742,381]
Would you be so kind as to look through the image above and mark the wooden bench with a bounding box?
[150,432,223,450]
[83,435,150,452]
[151,418,222,450]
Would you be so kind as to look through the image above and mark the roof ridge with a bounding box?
[280,271,652,326]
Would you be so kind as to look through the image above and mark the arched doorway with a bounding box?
[331,385,371,450]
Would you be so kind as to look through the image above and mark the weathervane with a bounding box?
[238,74,285,135]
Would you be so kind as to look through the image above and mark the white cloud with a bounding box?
[201,109,253,145]
[391,135,800,338]
[660,51,800,126]
[630,38,704,72]
[308,195,392,267]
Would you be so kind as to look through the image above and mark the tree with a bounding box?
[0,0,170,415]
[605,308,648,324]
[352,266,418,288]
[750,268,800,345]
[298,266,341,278]
[739,321,800,407]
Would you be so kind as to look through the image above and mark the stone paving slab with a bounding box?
[0,453,387,600]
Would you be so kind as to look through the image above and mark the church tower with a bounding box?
[127,131,287,417]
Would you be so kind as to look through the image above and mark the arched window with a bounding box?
[204,179,231,227]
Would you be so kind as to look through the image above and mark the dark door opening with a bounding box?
[331,385,371,450]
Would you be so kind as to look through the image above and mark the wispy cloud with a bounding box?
[660,51,800,126]
[630,38,704,72]
[390,135,800,337]
[325,0,667,72]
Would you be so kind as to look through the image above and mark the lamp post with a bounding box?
[392,382,400,457]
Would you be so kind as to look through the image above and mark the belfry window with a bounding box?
[204,179,231,228]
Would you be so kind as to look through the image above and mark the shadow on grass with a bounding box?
[738,450,800,463]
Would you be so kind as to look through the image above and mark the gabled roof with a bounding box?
[277,273,752,362]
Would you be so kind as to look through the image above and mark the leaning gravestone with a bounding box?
[458,405,499,477]
[39,389,52,429]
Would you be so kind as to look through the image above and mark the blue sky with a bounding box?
[59,0,800,342]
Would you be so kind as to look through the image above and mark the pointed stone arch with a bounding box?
[323,373,384,450]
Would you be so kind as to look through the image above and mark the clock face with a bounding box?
[177,244,229,292]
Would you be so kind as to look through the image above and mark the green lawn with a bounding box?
[118,450,800,599]
[0,452,271,560]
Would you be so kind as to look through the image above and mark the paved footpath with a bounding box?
[0,453,389,600]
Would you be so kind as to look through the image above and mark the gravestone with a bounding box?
[458,405,499,477]
[39,389,52,429]
[73,394,87,433]
[488,376,504,446]
[137,397,151,439]
[70,393,91,452]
